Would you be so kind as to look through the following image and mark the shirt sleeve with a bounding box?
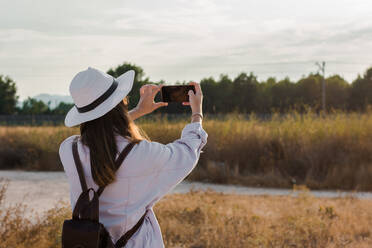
[136,122,208,206]
[58,135,81,210]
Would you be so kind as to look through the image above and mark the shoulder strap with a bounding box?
[72,138,143,246]
[96,142,136,197]
[72,138,136,195]
[115,210,148,248]
[115,142,136,170]
[72,138,88,192]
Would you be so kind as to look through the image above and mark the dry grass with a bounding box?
[0,180,69,248]
[157,190,372,248]
[1,112,372,190]
[1,181,371,248]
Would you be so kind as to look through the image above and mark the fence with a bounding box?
[0,114,258,126]
[0,113,345,126]
[0,115,66,126]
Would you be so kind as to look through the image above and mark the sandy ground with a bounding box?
[1,170,372,215]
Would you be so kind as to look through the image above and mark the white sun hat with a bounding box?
[64,67,135,127]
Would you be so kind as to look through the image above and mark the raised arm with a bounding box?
[128,84,168,121]
[123,82,207,206]
[146,82,205,204]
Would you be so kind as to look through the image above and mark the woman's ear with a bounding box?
[123,97,129,105]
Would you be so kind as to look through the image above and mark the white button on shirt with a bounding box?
[59,122,208,247]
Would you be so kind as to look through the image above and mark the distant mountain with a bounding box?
[32,94,73,109]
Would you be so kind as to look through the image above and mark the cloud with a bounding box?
[0,0,371,98]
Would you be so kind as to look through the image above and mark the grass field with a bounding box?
[0,181,371,248]
[1,112,372,190]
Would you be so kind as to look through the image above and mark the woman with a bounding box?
[59,67,207,247]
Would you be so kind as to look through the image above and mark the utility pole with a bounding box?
[316,61,326,112]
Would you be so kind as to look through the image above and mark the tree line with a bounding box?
[1,62,371,115]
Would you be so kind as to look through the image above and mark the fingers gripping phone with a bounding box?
[161,85,196,103]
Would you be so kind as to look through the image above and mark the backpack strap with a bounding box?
[72,137,136,196]
[72,137,143,246]
[72,138,88,192]
[96,142,136,197]
[115,210,148,248]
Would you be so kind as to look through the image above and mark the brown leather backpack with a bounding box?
[62,138,147,248]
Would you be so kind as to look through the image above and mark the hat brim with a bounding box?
[64,70,135,127]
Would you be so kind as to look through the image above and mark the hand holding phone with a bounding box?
[161,82,203,122]
[161,85,196,103]
[133,84,168,119]
[183,82,203,119]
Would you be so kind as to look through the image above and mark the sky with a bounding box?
[0,0,371,100]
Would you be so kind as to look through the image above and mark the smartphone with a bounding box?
[161,85,196,103]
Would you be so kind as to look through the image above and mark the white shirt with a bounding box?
[59,122,208,247]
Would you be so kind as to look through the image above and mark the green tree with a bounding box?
[350,67,372,111]
[271,77,297,112]
[256,77,276,113]
[295,74,322,111]
[107,62,145,82]
[0,75,18,114]
[200,77,219,113]
[216,75,234,113]
[107,62,149,109]
[232,72,259,113]
[325,75,350,110]
[52,102,74,115]
[20,97,50,115]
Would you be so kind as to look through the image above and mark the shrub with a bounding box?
[1,112,372,190]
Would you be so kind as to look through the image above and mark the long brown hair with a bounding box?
[80,98,147,187]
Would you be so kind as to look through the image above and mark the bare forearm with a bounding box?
[128,107,144,121]
[191,115,202,123]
